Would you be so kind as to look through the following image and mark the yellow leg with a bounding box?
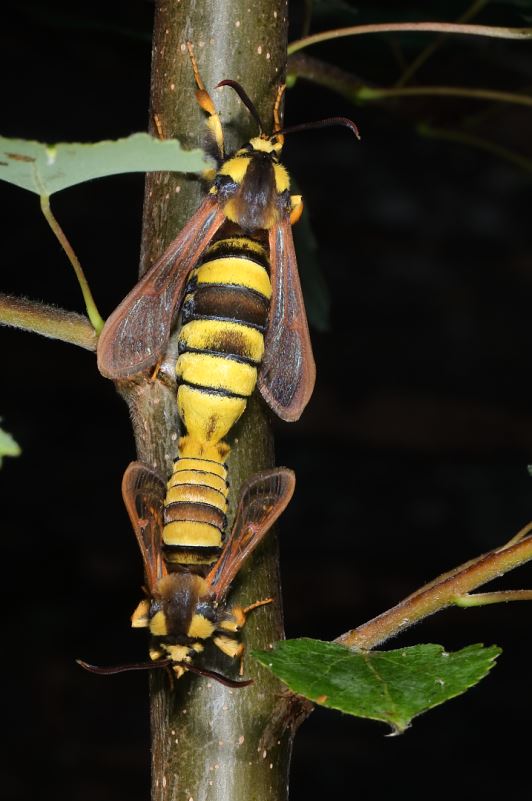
[149,356,163,382]
[273,84,286,141]
[214,598,273,673]
[186,41,224,160]
[152,112,165,140]
[242,597,273,615]
[289,195,304,225]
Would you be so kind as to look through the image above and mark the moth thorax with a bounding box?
[151,573,214,639]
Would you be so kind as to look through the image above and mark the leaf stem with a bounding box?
[0,292,97,350]
[39,194,105,333]
[336,532,532,650]
[454,590,532,607]
[288,21,532,56]
[395,1,489,88]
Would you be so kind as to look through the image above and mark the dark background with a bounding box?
[1,2,531,800]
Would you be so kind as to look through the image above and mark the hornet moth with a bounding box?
[96,46,358,578]
[79,463,295,684]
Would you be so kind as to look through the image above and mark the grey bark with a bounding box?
[117,2,301,800]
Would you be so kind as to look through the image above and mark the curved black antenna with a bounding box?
[216,79,264,134]
[76,658,254,688]
[76,658,172,674]
[275,115,361,141]
[179,662,254,688]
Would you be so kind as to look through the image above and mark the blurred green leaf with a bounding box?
[0,133,213,195]
[254,639,501,733]
[0,425,21,467]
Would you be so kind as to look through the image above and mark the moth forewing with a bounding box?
[96,195,225,380]
[207,466,296,603]
[121,461,167,592]
[258,218,316,422]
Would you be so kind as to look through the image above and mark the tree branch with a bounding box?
[0,292,97,350]
[109,3,296,801]
[336,532,532,650]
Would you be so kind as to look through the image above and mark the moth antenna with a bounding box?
[77,658,253,687]
[216,79,264,134]
[76,658,171,675]
[275,115,361,141]
[178,662,254,688]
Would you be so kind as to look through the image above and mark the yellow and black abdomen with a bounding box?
[175,234,272,443]
[162,450,229,570]
[161,234,271,573]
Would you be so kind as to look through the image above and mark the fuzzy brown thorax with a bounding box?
[212,136,291,231]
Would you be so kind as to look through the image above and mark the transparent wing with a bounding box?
[206,467,295,602]
[121,461,167,592]
[258,218,316,421]
[97,195,225,379]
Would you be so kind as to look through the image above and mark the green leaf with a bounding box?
[0,133,213,195]
[253,639,501,733]
[0,425,21,467]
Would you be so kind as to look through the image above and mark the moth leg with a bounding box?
[152,112,165,139]
[213,635,244,658]
[149,356,164,382]
[217,598,273,633]
[216,598,273,674]
[243,597,273,615]
[289,194,304,225]
[165,664,176,690]
[131,599,150,628]
[186,41,224,163]
[273,84,285,143]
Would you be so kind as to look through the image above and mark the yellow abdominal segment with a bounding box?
[162,234,271,571]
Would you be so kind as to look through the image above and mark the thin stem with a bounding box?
[39,194,105,334]
[396,1,489,88]
[502,519,532,547]
[288,21,532,56]
[454,590,532,607]
[418,124,532,174]
[0,292,97,351]
[357,85,532,108]
[336,533,532,650]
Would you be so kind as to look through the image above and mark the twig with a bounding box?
[0,292,97,351]
[455,590,532,607]
[336,533,532,650]
[357,85,532,108]
[288,21,532,56]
